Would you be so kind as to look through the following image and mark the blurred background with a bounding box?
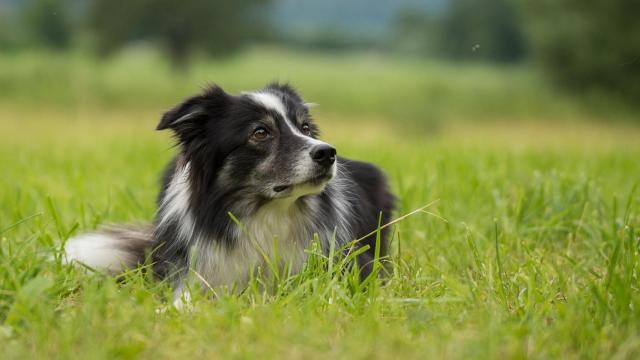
[0,0,638,135]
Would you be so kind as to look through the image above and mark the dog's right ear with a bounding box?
[156,85,230,142]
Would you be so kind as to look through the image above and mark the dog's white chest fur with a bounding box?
[192,201,312,290]
[160,163,314,290]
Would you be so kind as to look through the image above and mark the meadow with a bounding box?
[1,48,639,359]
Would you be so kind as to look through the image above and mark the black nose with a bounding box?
[310,144,336,167]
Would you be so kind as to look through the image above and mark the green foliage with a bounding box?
[21,0,71,49]
[3,47,633,128]
[0,9,20,48]
[392,0,527,62]
[523,0,640,102]
[87,0,271,68]
[440,0,527,62]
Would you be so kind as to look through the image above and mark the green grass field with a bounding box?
[1,48,639,359]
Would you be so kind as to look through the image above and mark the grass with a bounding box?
[1,48,640,359]
[2,46,636,125]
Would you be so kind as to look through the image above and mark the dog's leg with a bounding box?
[172,281,193,311]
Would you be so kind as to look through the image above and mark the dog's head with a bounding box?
[157,83,336,201]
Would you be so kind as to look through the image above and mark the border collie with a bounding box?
[65,83,395,304]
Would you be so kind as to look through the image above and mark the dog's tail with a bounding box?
[64,224,153,274]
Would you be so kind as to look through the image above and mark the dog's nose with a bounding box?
[310,144,336,167]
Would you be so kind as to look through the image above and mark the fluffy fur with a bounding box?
[65,83,395,304]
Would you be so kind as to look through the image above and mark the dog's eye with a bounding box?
[252,127,270,141]
[301,124,312,136]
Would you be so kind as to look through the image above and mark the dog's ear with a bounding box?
[156,85,230,142]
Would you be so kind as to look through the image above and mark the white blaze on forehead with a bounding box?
[245,91,289,121]
[245,90,326,145]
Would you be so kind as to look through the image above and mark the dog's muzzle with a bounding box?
[309,144,336,169]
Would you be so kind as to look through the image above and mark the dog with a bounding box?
[65,83,395,305]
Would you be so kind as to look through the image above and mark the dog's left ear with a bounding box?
[156,85,230,143]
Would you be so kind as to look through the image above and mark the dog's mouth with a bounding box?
[272,173,333,194]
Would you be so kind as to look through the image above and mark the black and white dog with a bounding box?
[65,83,395,304]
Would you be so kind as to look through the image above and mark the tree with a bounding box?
[439,0,527,62]
[87,0,271,69]
[523,0,640,102]
[22,0,72,49]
